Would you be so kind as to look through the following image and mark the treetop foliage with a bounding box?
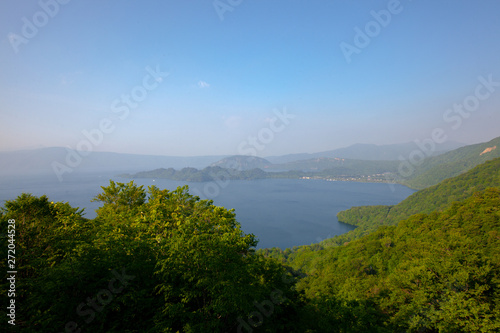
[1,181,298,332]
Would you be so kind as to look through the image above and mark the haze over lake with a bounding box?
[0,172,415,249]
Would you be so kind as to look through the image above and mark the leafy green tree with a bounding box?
[0,193,90,331]
[1,181,302,332]
[92,180,146,221]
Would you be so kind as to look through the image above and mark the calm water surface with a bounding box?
[0,172,415,249]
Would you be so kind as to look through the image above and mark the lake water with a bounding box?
[0,172,415,249]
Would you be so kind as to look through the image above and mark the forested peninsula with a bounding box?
[120,136,500,189]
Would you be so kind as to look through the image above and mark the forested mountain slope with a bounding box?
[322,157,500,247]
[403,135,500,189]
[293,187,500,332]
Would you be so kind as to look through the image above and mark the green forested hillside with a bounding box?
[324,157,500,248]
[403,136,500,189]
[292,187,500,332]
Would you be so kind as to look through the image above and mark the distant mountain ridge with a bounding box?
[265,141,465,164]
[0,147,226,176]
[0,139,487,185]
[120,166,268,182]
[210,155,272,170]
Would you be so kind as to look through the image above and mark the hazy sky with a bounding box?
[1,0,499,157]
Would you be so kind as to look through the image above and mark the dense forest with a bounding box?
[1,158,499,332]
[293,187,500,332]
[1,183,301,332]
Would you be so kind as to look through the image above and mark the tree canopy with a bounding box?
[1,181,299,332]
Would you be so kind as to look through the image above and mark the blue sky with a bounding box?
[1,0,499,157]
